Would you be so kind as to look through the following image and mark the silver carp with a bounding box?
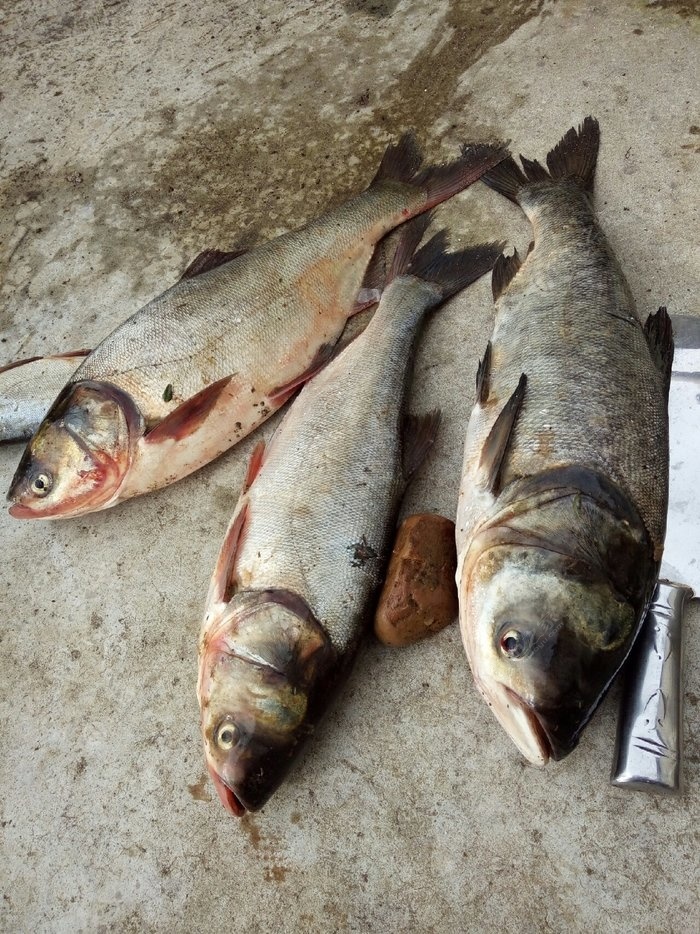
[455,118,672,765]
[198,222,501,814]
[0,350,89,443]
[7,133,505,519]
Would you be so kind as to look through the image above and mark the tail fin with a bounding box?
[406,234,504,301]
[372,131,508,212]
[355,213,434,311]
[387,213,434,280]
[483,117,600,204]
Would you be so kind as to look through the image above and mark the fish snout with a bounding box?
[8,501,41,519]
[529,702,588,762]
[207,763,246,816]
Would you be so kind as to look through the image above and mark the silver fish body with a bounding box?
[7,134,505,519]
[198,231,501,814]
[0,351,88,443]
[456,119,672,765]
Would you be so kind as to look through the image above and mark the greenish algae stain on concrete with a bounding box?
[0,1,544,339]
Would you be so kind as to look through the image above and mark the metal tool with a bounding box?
[611,313,700,794]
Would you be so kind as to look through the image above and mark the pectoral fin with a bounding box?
[475,342,492,405]
[644,306,673,401]
[209,505,249,606]
[492,249,522,301]
[209,442,266,605]
[243,440,266,491]
[144,376,232,444]
[478,374,527,494]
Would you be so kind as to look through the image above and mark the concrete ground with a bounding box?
[1,0,699,930]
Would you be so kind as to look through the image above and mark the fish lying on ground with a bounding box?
[455,117,672,765]
[0,350,90,443]
[6,132,506,520]
[198,218,502,815]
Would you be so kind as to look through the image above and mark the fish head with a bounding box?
[7,380,142,519]
[198,589,337,815]
[461,545,638,766]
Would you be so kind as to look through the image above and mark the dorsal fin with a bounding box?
[478,374,527,495]
[179,248,247,281]
[492,249,522,301]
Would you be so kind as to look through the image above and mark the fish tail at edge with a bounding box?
[482,116,600,203]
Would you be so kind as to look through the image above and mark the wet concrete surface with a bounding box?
[1,0,699,930]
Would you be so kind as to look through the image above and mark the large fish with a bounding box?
[455,118,672,765]
[0,350,89,443]
[7,133,505,519]
[198,222,501,815]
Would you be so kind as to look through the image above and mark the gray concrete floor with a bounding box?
[1,1,699,931]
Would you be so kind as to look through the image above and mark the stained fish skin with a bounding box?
[455,117,672,766]
[198,223,502,815]
[7,132,506,520]
[0,351,90,443]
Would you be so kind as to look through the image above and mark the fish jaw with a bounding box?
[207,764,245,817]
[474,678,590,766]
[7,380,142,519]
[479,680,550,767]
[198,590,337,816]
[8,443,124,519]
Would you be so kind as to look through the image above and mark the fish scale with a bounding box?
[234,277,430,651]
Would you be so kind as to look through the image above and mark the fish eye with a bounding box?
[31,472,53,497]
[499,628,527,659]
[215,720,239,750]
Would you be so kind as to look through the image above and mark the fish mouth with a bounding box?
[495,686,583,764]
[207,764,246,817]
[485,684,552,766]
[8,503,39,519]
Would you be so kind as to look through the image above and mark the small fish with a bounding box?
[7,133,506,519]
[198,220,502,815]
[0,350,90,443]
[455,118,672,765]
